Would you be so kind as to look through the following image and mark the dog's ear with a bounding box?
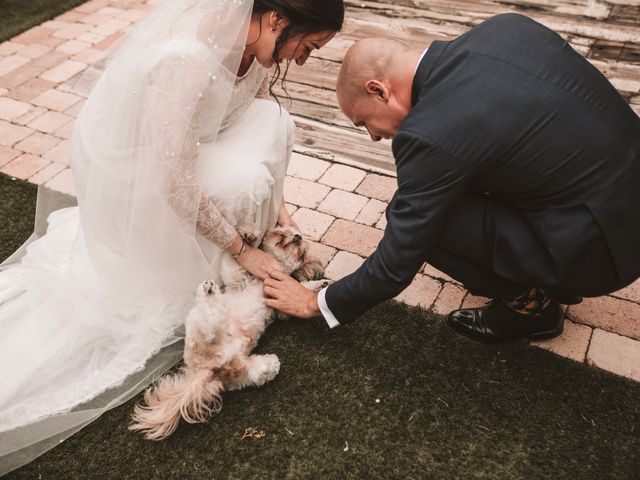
[292,254,325,282]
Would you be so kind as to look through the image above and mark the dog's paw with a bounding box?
[301,279,332,292]
[200,279,221,297]
[252,354,280,386]
[238,227,260,247]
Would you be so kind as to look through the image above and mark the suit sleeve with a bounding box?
[324,131,475,324]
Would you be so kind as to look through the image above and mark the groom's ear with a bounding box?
[365,80,389,103]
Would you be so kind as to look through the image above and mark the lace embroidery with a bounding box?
[149,51,237,249]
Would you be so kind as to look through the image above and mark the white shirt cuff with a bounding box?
[317,287,340,329]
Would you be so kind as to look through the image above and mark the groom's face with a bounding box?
[346,95,406,142]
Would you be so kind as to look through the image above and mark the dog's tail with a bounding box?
[129,367,223,440]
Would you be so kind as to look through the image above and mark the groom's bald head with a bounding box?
[336,38,421,141]
[337,38,410,105]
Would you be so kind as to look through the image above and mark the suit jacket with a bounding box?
[325,13,640,324]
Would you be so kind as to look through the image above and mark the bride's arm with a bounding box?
[148,52,283,278]
[149,53,239,251]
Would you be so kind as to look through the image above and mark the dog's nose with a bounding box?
[293,234,302,243]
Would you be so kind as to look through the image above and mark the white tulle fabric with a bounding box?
[0,0,295,474]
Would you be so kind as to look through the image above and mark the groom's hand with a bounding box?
[264,270,321,319]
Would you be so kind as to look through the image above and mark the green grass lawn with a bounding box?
[0,0,89,43]
[2,173,640,479]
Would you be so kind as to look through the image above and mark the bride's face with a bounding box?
[273,30,337,67]
[252,13,336,68]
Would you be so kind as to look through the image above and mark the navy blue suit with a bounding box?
[325,14,640,324]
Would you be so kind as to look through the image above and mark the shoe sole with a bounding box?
[446,317,565,345]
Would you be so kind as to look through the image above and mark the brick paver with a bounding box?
[7,78,54,102]
[396,274,442,310]
[287,152,330,181]
[431,282,466,316]
[40,60,87,83]
[27,111,73,134]
[318,164,366,191]
[0,55,31,77]
[45,167,75,196]
[531,319,592,363]
[14,106,47,127]
[322,219,383,257]
[612,278,640,303]
[355,198,386,226]
[32,89,81,111]
[283,176,330,209]
[29,161,67,185]
[0,0,638,384]
[291,208,335,241]
[43,140,71,165]
[14,132,60,156]
[0,96,32,121]
[0,146,20,167]
[325,251,364,281]
[1,153,49,178]
[307,241,337,269]
[317,189,368,221]
[587,329,640,382]
[0,120,33,146]
[355,173,397,202]
[461,294,491,309]
[568,296,640,341]
[18,43,53,59]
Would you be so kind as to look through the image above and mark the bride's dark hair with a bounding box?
[252,0,345,100]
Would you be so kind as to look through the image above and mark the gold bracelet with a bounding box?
[231,238,246,258]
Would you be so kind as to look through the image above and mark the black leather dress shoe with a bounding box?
[446,300,563,344]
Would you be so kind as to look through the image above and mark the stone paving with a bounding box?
[1,0,639,383]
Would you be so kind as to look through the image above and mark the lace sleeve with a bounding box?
[148,50,237,250]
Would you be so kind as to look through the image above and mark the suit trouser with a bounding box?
[425,194,621,300]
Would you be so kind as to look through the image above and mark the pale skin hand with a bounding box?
[225,233,283,281]
[224,199,296,281]
[263,270,321,319]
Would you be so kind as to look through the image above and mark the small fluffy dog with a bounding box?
[129,227,328,440]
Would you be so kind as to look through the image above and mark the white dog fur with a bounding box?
[129,227,328,440]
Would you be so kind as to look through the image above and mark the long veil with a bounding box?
[0,0,254,474]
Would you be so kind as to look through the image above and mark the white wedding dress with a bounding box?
[0,0,294,473]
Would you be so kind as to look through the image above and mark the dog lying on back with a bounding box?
[129,227,328,440]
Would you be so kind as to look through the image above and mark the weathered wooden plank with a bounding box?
[345,1,640,48]
[292,116,396,172]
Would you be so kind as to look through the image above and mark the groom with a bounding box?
[264,13,640,343]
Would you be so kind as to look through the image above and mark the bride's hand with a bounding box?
[235,244,284,280]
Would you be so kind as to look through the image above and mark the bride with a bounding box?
[0,0,344,473]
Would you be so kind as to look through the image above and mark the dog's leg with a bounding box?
[224,354,280,391]
[301,279,332,292]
